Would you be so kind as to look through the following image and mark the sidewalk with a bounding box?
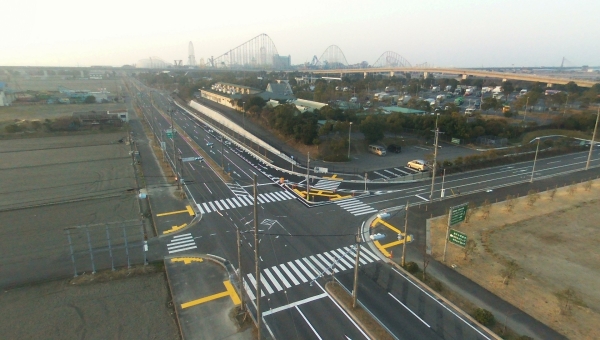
[128,105,196,237]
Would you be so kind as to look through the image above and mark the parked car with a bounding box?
[387,144,402,153]
[206,142,214,147]
[407,159,427,171]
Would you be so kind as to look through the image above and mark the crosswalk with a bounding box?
[243,246,381,299]
[311,179,342,191]
[226,182,250,197]
[336,198,377,216]
[196,190,295,214]
[166,233,197,254]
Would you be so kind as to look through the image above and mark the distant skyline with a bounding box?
[3,0,599,68]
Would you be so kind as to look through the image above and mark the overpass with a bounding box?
[309,67,599,88]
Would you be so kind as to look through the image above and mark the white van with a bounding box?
[368,145,387,156]
[407,159,427,171]
[465,108,476,116]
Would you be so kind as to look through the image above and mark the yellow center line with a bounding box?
[186,205,195,216]
[380,240,404,249]
[371,217,402,234]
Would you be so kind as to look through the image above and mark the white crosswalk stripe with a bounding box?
[166,233,197,254]
[243,246,379,298]
[226,182,250,197]
[311,179,342,191]
[196,191,295,214]
[335,198,378,216]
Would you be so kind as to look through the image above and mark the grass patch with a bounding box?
[325,281,395,340]
[521,129,591,144]
[69,263,162,285]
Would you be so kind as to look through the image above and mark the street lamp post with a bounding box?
[530,138,540,183]
[352,231,384,308]
[348,122,353,160]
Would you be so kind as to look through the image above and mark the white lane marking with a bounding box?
[172,233,192,239]
[278,263,300,286]
[547,160,561,164]
[315,282,370,340]
[415,194,429,201]
[286,261,308,283]
[391,268,492,339]
[168,245,197,253]
[296,306,323,340]
[260,275,275,294]
[262,293,327,317]
[271,266,293,288]
[388,293,430,327]
[263,268,283,291]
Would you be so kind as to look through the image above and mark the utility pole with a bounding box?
[586,107,599,170]
[429,114,443,200]
[352,230,361,309]
[348,122,353,160]
[530,138,540,183]
[523,96,530,123]
[364,172,368,192]
[306,152,310,201]
[221,136,224,169]
[401,202,409,267]
[253,174,261,339]
[237,227,245,312]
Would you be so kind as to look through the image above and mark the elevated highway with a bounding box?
[309,67,599,88]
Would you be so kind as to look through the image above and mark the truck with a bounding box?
[465,88,474,96]
[385,86,396,93]
[445,85,453,92]
[436,94,446,101]
[431,86,441,92]
[454,97,464,105]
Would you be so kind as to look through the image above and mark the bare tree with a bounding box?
[422,253,430,281]
[500,259,519,285]
[481,199,491,219]
[556,287,581,315]
[527,189,540,206]
[465,202,478,223]
[504,194,515,212]
[548,188,557,201]
[567,182,577,196]
[463,239,477,260]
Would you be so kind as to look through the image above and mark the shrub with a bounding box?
[403,261,419,274]
[4,124,24,133]
[472,308,495,327]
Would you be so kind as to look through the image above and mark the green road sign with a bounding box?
[448,203,468,226]
[166,129,174,139]
[448,229,467,247]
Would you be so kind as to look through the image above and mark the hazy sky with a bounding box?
[3,0,599,67]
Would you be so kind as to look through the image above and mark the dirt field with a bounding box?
[0,103,127,123]
[0,266,180,340]
[429,180,600,339]
[2,77,123,93]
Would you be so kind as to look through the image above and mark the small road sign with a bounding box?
[166,129,175,139]
[448,203,468,226]
[448,229,467,247]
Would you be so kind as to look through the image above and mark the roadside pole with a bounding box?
[352,231,361,309]
[429,114,444,200]
[401,202,409,267]
[237,228,245,312]
[586,107,599,170]
[530,138,540,183]
[253,175,261,339]
[306,152,310,201]
[170,107,180,189]
[364,172,368,192]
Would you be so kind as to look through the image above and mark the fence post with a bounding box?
[123,226,131,269]
[66,229,78,277]
[86,227,96,274]
[105,225,115,271]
